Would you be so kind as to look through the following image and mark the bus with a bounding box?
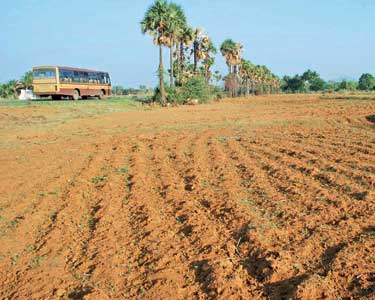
[32,66,111,100]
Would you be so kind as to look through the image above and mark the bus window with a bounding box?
[73,71,80,83]
[33,69,56,79]
[82,72,89,83]
[59,69,73,82]
[88,72,97,83]
[98,73,105,84]
[106,73,111,85]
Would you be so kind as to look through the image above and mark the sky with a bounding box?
[1,0,374,87]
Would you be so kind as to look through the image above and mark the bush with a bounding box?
[153,76,213,105]
[179,76,212,103]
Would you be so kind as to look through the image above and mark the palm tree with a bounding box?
[22,71,33,89]
[0,80,17,99]
[240,59,254,96]
[230,43,243,76]
[201,39,217,82]
[165,3,186,87]
[220,39,236,74]
[221,39,243,96]
[141,0,171,104]
[179,26,194,74]
[191,31,217,79]
[192,28,202,73]
[0,84,4,99]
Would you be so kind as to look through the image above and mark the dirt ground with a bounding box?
[0,94,374,300]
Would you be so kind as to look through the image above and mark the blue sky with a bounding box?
[1,0,374,87]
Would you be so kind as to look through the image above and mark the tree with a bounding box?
[21,71,33,89]
[0,80,17,99]
[338,80,357,91]
[165,3,186,87]
[0,84,4,99]
[199,36,217,82]
[301,69,319,82]
[240,59,254,96]
[192,28,206,73]
[301,69,325,92]
[309,77,326,91]
[358,73,375,91]
[112,86,125,95]
[221,39,243,96]
[178,25,194,79]
[141,0,171,105]
[282,75,305,93]
[220,39,242,75]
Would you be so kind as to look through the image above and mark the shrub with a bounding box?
[166,86,184,104]
[179,76,212,103]
[153,76,213,105]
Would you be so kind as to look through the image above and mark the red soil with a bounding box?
[0,94,374,300]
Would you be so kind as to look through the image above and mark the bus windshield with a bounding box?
[33,69,56,79]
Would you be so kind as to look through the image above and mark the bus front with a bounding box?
[32,66,59,99]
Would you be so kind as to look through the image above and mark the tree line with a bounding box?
[140,0,282,104]
[220,39,280,97]
[141,0,220,104]
[111,85,153,96]
[0,71,32,99]
[281,71,375,93]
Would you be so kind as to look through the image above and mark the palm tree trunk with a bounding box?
[180,41,184,73]
[233,65,238,97]
[176,43,180,86]
[170,40,174,87]
[193,41,198,73]
[245,79,249,97]
[159,43,166,104]
[204,65,209,83]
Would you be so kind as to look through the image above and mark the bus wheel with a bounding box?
[98,90,105,100]
[73,89,80,101]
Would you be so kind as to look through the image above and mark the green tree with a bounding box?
[112,86,125,95]
[141,0,171,105]
[22,71,33,89]
[309,77,326,91]
[301,69,325,91]
[282,75,305,93]
[220,39,239,75]
[178,25,194,78]
[338,80,357,91]
[240,59,254,96]
[199,37,217,82]
[221,39,243,96]
[180,76,211,103]
[0,80,17,99]
[0,84,4,98]
[301,69,319,82]
[358,73,375,91]
[165,3,186,87]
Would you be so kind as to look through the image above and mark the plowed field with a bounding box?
[0,95,374,300]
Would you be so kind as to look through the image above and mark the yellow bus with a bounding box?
[32,66,112,100]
